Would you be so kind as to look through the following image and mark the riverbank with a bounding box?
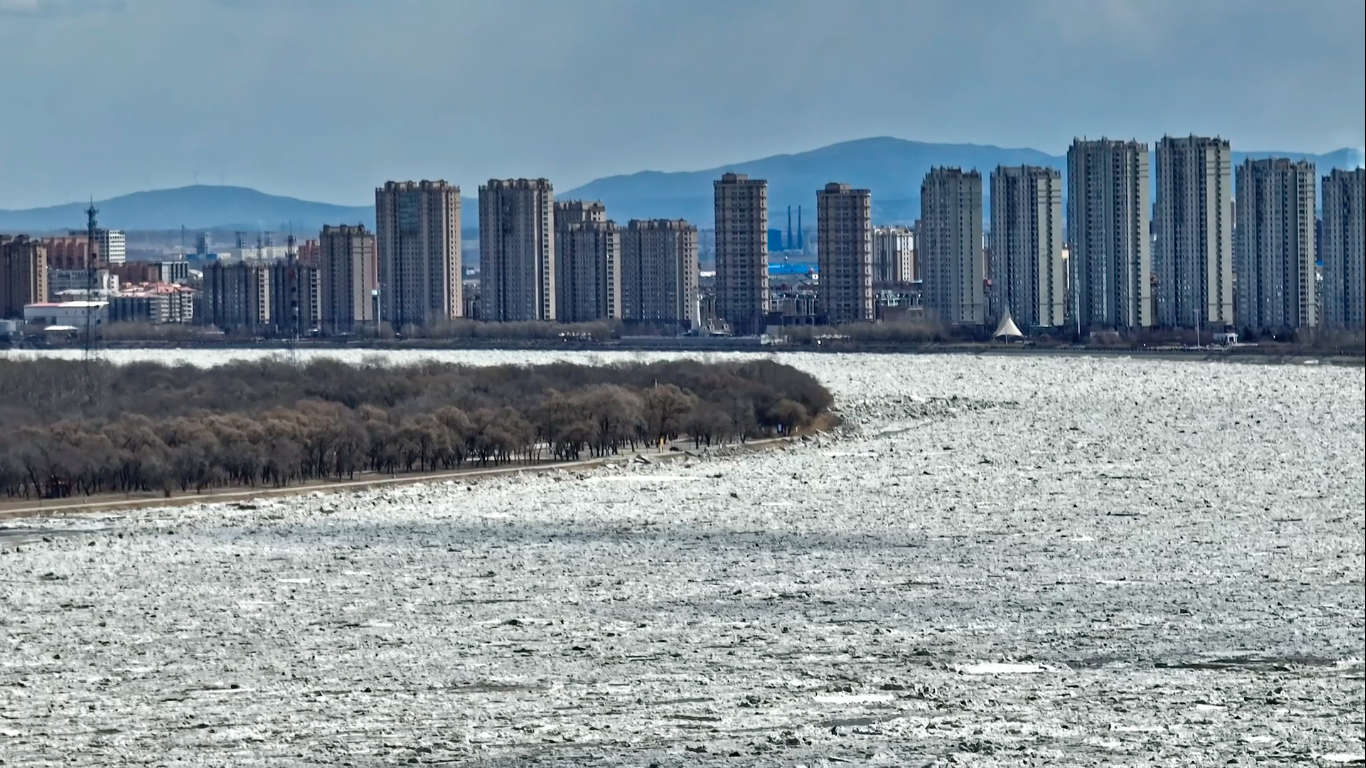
[0,435,801,522]
[8,337,1362,365]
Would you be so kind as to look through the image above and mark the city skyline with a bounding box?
[1,0,1361,209]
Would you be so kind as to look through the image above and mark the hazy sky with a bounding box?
[1,0,1362,208]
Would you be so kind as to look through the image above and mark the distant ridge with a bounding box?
[2,140,1359,232]
[562,137,1362,226]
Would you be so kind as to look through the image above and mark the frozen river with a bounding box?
[2,351,1363,766]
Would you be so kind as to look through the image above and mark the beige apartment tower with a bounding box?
[713,172,769,335]
[990,165,1065,329]
[1066,138,1152,331]
[319,224,377,334]
[1234,159,1317,334]
[1154,135,1234,330]
[872,226,916,284]
[1322,168,1366,330]
[920,167,985,326]
[0,236,49,319]
[621,219,700,328]
[554,201,621,322]
[375,180,462,330]
[480,178,555,322]
[816,182,874,324]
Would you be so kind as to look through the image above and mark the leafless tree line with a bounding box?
[0,357,833,500]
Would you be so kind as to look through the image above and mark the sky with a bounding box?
[0,0,1362,209]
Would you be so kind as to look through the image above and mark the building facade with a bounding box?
[713,172,769,335]
[40,236,96,271]
[319,224,377,334]
[269,258,320,337]
[1321,168,1366,330]
[990,165,1065,329]
[1154,135,1234,330]
[479,178,555,322]
[0,236,49,319]
[554,201,621,322]
[1233,159,1317,334]
[920,167,985,326]
[620,219,700,327]
[110,283,196,325]
[1066,138,1152,331]
[871,226,915,284]
[816,182,874,324]
[375,180,462,330]
[201,260,271,332]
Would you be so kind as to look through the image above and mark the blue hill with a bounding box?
[562,137,1362,226]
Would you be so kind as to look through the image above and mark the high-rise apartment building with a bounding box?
[990,165,1065,329]
[201,260,270,332]
[554,201,620,322]
[41,236,96,271]
[1067,138,1152,331]
[620,219,700,327]
[0,236,49,318]
[713,172,769,334]
[1154,135,1234,330]
[1233,159,1317,334]
[480,179,555,322]
[269,257,320,338]
[871,226,915,284]
[374,180,462,330]
[816,183,874,324]
[1321,168,1366,330]
[319,224,377,335]
[920,168,985,326]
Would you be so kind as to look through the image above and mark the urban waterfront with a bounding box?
[1,351,1361,766]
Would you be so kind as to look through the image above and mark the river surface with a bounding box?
[2,351,1363,766]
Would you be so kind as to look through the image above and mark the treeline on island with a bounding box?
[0,356,834,500]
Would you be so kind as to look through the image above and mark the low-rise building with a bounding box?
[23,300,109,329]
[110,282,196,325]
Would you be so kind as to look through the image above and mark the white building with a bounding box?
[871,226,915,284]
[48,268,119,297]
[101,229,126,266]
[23,300,109,328]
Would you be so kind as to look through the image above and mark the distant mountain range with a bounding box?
[562,137,1364,225]
[2,138,1360,233]
[0,185,378,234]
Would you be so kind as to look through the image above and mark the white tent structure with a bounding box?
[992,310,1025,341]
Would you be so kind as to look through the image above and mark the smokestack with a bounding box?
[797,206,803,250]
[787,206,792,251]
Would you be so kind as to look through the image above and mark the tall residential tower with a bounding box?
[1322,168,1366,330]
[1066,138,1151,331]
[1154,135,1234,329]
[1233,159,1317,334]
[375,180,462,329]
[920,167,985,326]
[319,224,377,334]
[816,182,874,324]
[554,201,621,322]
[989,165,1065,328]
[713,172,769,334]
[620,219,700,327]
[479,178,556,322]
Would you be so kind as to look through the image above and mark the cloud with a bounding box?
[0,0,123,16]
